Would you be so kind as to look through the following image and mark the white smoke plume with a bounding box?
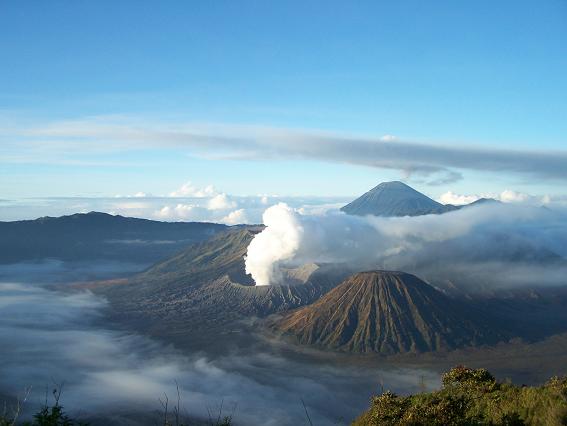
[245,203,303,285]
[245,202,567,288]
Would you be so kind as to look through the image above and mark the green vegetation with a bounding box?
[353,366,567,426]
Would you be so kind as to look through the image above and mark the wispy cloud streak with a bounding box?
[3,117,567,184]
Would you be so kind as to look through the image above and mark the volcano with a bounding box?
[272,270,505,354]
[95,228,349,330]
[341,181,453,217]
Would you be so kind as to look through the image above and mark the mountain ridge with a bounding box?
[0,211,227,264]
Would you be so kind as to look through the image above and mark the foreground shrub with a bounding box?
[353,366,567,426]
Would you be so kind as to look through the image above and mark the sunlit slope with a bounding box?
[274,271,506,353]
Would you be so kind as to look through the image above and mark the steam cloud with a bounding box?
[245,202,567,289]
[245,203,303,285]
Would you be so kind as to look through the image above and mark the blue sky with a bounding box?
[1,0,567,220]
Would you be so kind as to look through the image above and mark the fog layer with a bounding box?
[0,263,437,425]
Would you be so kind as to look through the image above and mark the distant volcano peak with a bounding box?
[371,180,410,189]
[341,181,450,217]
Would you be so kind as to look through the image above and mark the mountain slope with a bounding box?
[273,270,505,354]
[137,226,261,285]
[0,211,227,264]
[341,181,452,217]
[95,228,349,333]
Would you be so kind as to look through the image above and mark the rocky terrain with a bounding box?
[272,270,506,354]
[93,229,351,341]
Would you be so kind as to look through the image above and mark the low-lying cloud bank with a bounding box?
[0,266,438,425]
[438,189,555,206]
[0,259,149,284]
[245,202,567,290]
[0,180,349,223]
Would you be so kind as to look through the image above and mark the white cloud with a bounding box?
[154,205,175,219]
[296,202,345,216]
[9,117,567,185]
[154,204,198,220]
[438,191,480,205]
[438,189,552,206]
[112,201,151,210]
[499,189,529,203]
[221,209,248,225]
[169,181,217,198]
[207,193,236,210]
[173,203,197,218]
[114,192,150,198]
[0,178,349,224]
